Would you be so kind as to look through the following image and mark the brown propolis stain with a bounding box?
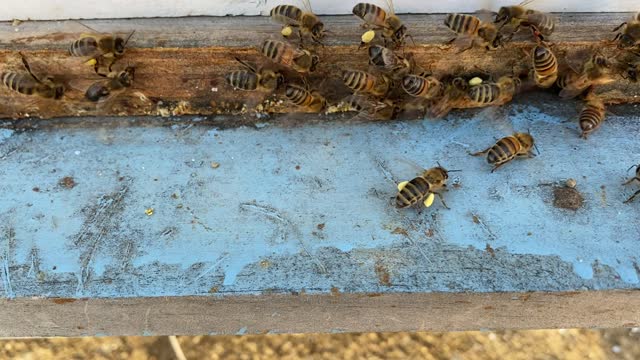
[52,298,77,304]
[59,176,77,189]
[553,186,584,210]
[331,287,340,296]
[374,261,392,287]
[391,227,408,236]
[485,243,495,257]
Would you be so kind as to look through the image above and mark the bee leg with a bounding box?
[435,192,450,209]
[624,189,640,204]
[490,162,506,173]
[612,22,627,33]
[470,148,490,156]
[623,177,639,186]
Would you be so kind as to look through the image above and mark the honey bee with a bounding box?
[285,84,326,112]
[471,132,537,172]
[344,94,400,120]
[578,91,605,139]
[1,53,65,100]
[342,70,392,97]
[468,75,520,106]
[261,40,319,74]
[559,51,613,99]
[396,164,456,209]
[494,0,556,41]
[85,65,135,102]
[352,1,412,48]
[270,0,325,45]
[531,39,558,88]
[622,164,640,203]
[612,13,640,54]
[555,70,580,90]
[69,24,135,63]
[225,58,284,92]
[444,13,502,51]
[368,45,412,79]
[427,77,469,118]
[402,74,443,99]
[621,61,638,82]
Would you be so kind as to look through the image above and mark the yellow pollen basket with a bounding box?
[361,30,376,44]
[281,26,293,37]
[423,193,435,207]
[397,181,409,191]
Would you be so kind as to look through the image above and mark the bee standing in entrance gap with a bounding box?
[68,23,135,65]
[578,91,605,139]
[395,164,457,209]
[467,75,520,107]
[85,65,135,102]
[368,45,412,79]
[225,58,284,92]
[352,1,412,48]
[270,0,326,45]
[471,133,537,173]
[402,74,443,100]
[1,53,65,100]
[622,164,640,203]
[285,84,326,112]
[443,13,502,51]
[342,70,392,97]
[261,39,320,74]
[530,36,558,88]
[494,0,556,42]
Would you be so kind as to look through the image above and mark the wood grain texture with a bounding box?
[0,14,638,120]
[0,290,638,337]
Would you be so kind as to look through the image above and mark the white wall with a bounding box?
[1,0,637,21]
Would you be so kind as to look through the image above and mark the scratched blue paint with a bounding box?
[0,99,638,299]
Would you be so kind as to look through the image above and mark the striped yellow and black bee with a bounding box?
[395,164,456,209]
[623,164,640,203]
[494,0,556,41]
[270,0,325,45]
[225,58,284,92]
[402,74,443,99]
[342,70,392,97]
[531,38,558,88]
[352,1,412,48]
[1,53,64,100]
[467,75,520,107]
[285,84,326,112]
[69,23,135,64]
[444,13,503,51]
[578,91,606,139]
[471,132,537,172]
[261,40,319,74]
[427,76,469,118]
[85,65,135,102]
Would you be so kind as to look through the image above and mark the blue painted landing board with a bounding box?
[0,103,639,299]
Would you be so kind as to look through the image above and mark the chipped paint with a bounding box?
[0,99,639,300]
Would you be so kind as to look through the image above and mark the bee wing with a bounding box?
[475,8,496,23]
[564,48,592,74]
[383,0,396,15]
[559,75,591,99]
[519,0,540,6]
[299,0,314,13]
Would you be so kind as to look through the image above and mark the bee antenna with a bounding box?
[534,143,541,155]
[627,164,639,172]
[123,30,136,47]
[447,169,462,173]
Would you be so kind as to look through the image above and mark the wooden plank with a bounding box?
[1,291,639,337]
[1,0,639,21]
[0,14,639,120]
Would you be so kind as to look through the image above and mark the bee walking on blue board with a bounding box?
[395,164,459,210]
[471,133,538,172]
[623,164,640,203]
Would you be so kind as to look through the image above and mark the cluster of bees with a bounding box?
[223,1,640,210]
[1,23,136,105]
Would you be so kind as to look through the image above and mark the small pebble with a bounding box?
[566,178,577,188]
[145,208,154,216]
[211,162,220,169]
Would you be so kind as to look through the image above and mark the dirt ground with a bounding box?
[1,329,639,360]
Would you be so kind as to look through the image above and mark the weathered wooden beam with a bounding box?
[1,291,639,337]
[0,14,639,120]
